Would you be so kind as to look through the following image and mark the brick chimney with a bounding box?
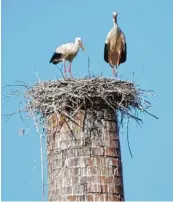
[47,108,124,201]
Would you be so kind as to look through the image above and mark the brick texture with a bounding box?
[47,109,124,201]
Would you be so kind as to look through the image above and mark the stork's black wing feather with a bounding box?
[49,52,63,64]
[120,42,127,63]
[104,43,109,63]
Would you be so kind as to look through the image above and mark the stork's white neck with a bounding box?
[73,41,80,52]
[113,19,118,28]
[75,42,80,48]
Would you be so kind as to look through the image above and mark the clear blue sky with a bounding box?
[2,0,173,200]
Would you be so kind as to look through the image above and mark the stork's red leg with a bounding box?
[68,62,74,79]
[112,67,116,77]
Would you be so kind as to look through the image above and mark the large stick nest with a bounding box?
[24,77,154,122]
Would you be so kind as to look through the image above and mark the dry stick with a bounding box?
[144,109,159,120]
[19,99,25,122]
[32,71,45,201]
[34,117,44,201]
[34,69,41,83]
[82,111,87,132]
[40,131,44,201]
[32,114,45,201]
[127,118,133,158]
[32,141,47,172]
[3,109,25,122]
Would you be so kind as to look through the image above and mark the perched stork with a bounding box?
[50,37,85,78]
[104,12,127,77]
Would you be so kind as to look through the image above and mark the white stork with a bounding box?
[104,12,127,77]
[50,37,85,78]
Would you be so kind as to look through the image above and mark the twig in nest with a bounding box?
[82,111,87,132]
[34,69,41,83]
[144,109,159,120]
[127,118,133,158]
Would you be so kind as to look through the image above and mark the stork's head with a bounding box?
[112,11,118,23]
[75,37,85,53]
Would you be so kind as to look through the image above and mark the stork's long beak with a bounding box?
[113,15,117,22]
[80,42,86,55]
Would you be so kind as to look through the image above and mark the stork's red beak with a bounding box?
[80,42,86,54]
[113,15,117,21]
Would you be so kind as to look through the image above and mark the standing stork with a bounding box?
[104,12,127,77]
[50,37,85,78]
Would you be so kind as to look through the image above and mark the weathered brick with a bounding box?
[72,184,87,194]
[104,121,116,131]
[115,140,120,149]
[87,184,101,193]
[71,167,81,176]
[71,139,82,147]
[107,194,114,201]
[63,177,72,186]
[71,176,80,185]
[47,110,124,201]
[81,136,91,146]
[100,176,111,184]
[100,166,112,175]
[66,186,73,194]
[60,132,73,141]
[95,193,105,201]
[100,176,122,185]
[104,157,117,167]
[60,140,69,150]
[67,195,76,201]
[79,195,86,201]
[65,157,80,167]
[114,167,123,177]
[101,184,108,193]
[112,176,123,186]
[107,194,121,201]
[107,185,118,194]
[53,176,62,187]
[91,147,104,156]
[53,159,64,169]
[75,148,91,157]
[62,149,73,158]
[54,194,66,201]
[114,185,123,195]
[106,130,119,139]
[89,166,101,175]
[53,168,65,178]
[80,157,91,167]
[105,139,119,149]
[50,142,58,149]
[105,147,120,157]
[92,157,105,166]
[54,150,63,159]
[86,194,95,201]
[80,176,89,184]
[65,167,81,177]
[55,188,61,195]
[90,176,101,184]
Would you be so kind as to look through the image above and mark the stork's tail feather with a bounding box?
[104,43,109,63]
[49,52,63,64]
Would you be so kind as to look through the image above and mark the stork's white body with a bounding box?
[54,42,80,63]
[104,12,127,76]
[50,37,85,78]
